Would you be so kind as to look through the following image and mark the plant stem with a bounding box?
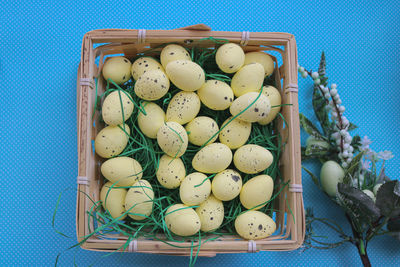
[357,240,371,267]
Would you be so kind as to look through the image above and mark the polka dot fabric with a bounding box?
[1,1,399,266]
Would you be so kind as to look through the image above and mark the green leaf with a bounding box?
[377,167,391,184]
[305,143,329,157]
[301,146,314,160]
[302,165,320,188]
[347,122,358,131]
[299,113,325,140]
[375,180,400,218]
[388,217,400,232]
[312,86,331,136]
[351,135,361,151]
[344,151,364,181]
[336,183,381,227]
[318,51,326,77]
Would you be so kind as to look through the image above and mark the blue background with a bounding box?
[1,0,399,266]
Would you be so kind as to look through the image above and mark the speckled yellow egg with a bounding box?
[94,124,130,158]
[102,91,134,126]
[197,80,234,110]
[165,204,201,236]
[131,57,164,80]
[100,182,127,220]
[219,117,251,149]
[137,102,165,139]
[195,195,224,232]
[258,86,282,125]
[235,210,276,240]
[230,92,271,123]
[102,56,132,85]
[240,175,274,210]
[166,91,201,124]
[134,70,170,101]
[101,157,143,187]
[160,44,191,69]
[156,154,186,189]
[244,52,274,77]
[180,172,211,206]
[233,144,273,174]
[192,143,233,173]
[157,122,188,157]
[166,60,205,91]
[125,180,154,220]
[215,43,245,73]
[231,63,264,97]
[185,116,219,146]
[212,169,242,201]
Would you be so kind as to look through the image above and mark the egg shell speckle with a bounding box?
[233,144,273,174]
[212,169,242,201]
[244,52,274,77]
[185,116,219,146]
[197,80,234,110]
[258,86,282,125]
[235,210,276,240]
[219,117,251,149]
[231,63,264,97]
[157,122,188,158]
[195,195,224,232]
[165,204,201,236]
[166,91,200,125]
[137,102,165,139]
[134,70,170,101]
[131,57,164,80]
[230,92,271,123]
[160,44,191,69]
[192,143,233,173]
[240,175,274,210]
[180,172,211,206]
[166,60,205,91]
[94,124,130,158]
[102,91,134,126]
[102,56,132,85]
[215,43,245,73]
[101,157,143,187]
[125,180,154,220]
[100,182,127,220]
[156,154,186,189]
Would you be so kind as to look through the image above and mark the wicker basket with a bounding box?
[76,24,304,257]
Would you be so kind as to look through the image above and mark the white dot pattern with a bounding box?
[1,0,399,266]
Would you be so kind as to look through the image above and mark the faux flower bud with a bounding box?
[312,72,319,79]
[331,83,337,89]
[330,89,338,96]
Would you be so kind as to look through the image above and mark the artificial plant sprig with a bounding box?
[299,52,400,267]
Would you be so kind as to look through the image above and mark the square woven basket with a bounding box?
[76,24,305,257]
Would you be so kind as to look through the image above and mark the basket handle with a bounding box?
[175,24,211,31]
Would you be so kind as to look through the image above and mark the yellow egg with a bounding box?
[102,91,134,126]
[100,182,127,220]
[230,92,271,123]
[102,56,132,85]
[137,102,165,139]
[157,122,188,158]
[235,210,276,240]
[258,86,282,125]
[231,63,264,97]
[219,117,251,149]
[195,195,224,232]
[212,169,242,201]
[165,204,201,236]
[244,52,274,77]
[131,57,164,80]
[101,157,143,186]
[180,172,211,205]
[240,175,274,210]
[166,60,205,91]
[160,44,191,69]
[192,143,232,173]
[134,70,170,101]
[125,180,154,220]
[197,80,234,110]
[215,43,245,73]
[156,154,186,189]
[233,144,273,174]
[166,91,200,125]
[94,124,130,158]
[185,116,219,146]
